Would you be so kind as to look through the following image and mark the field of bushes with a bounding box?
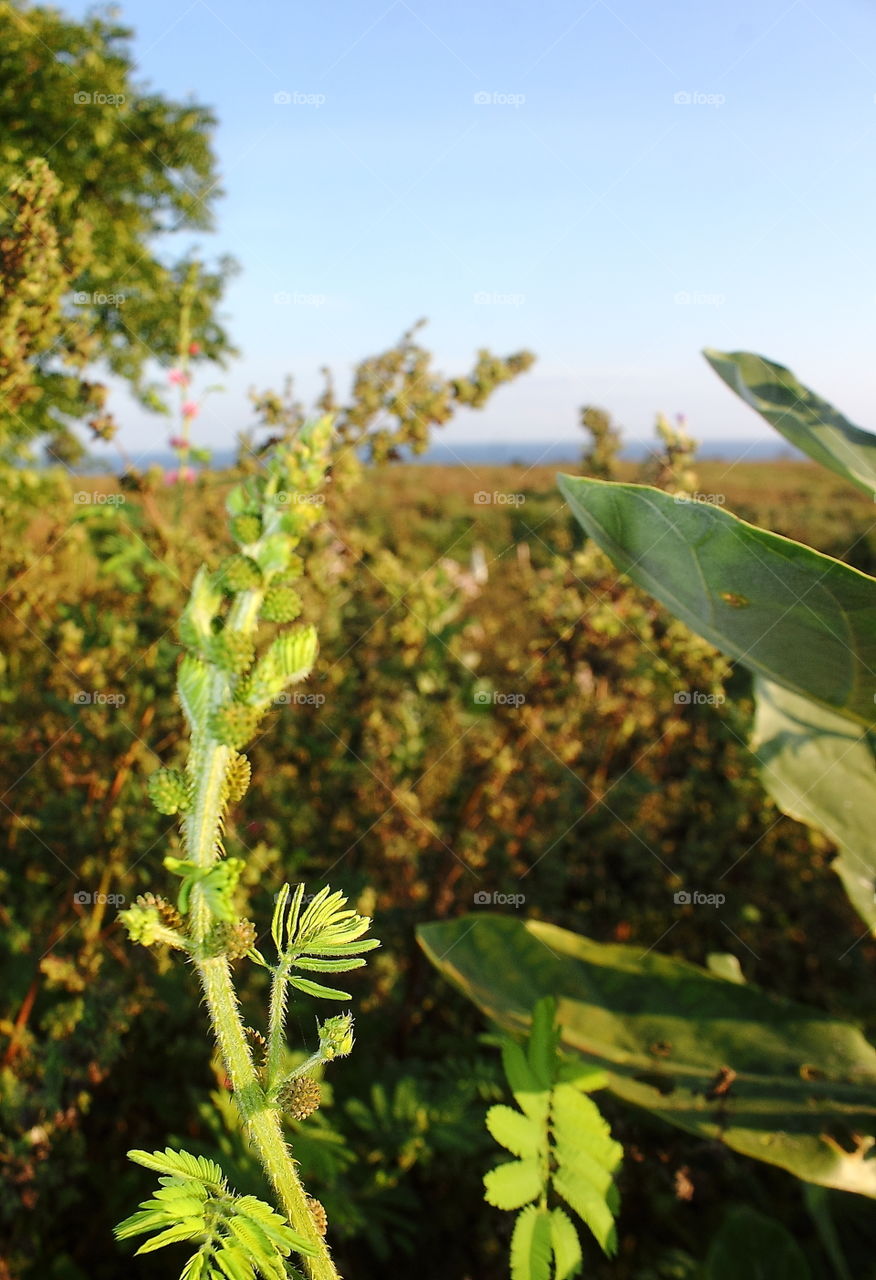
[2,451,875,1279]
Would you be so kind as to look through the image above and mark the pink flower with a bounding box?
[181,400,199,419]
[168,436,187,450]
[164,466,196,485]
[189,341,201,356]
[168,368,189,386]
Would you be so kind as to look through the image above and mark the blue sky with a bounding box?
[65,0,876,453]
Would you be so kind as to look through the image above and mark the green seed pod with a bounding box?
[219,555,262,594]
[209,631,255,674]
[205,918,257,960]
[209,703,263,748]
[225,752,251,805]
[278,1074,322,1121]
[307,1196,328,1236]
[261,583,302,623]
[231,513,262,545]
[147,767,189,815]
[135,892,183,932]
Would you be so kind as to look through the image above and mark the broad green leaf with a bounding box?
[486,1104,545,1159]
[557,474,876,729]
[704,348,876,498]
[510,1204,553,1280]
[751,674,876,932]
[483,1157,543,1209]
[418,915,876,1196]
[550,1207,583,1280]
[705,1204,811,1280]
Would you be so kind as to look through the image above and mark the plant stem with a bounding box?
[197,956,339,1279]
[183,582,341,1280]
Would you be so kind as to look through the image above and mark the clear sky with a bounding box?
[63,0,876,453]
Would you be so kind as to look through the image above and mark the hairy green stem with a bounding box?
[183,581,341,1280]
[197,957,339,1279]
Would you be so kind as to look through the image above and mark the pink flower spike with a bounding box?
[168,436,187,450]
[168,368,189,386]
[181,400,199,419]
[164,466,196,486]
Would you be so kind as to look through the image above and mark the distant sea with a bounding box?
[76,437,803,473]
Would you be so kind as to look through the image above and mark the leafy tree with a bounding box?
[245,319,536,475]
[0,1,236,458]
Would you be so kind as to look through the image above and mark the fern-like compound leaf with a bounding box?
[485,999,622,1274]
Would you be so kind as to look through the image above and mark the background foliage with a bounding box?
[2,447,876,1278]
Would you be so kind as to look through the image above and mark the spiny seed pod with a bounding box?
[209,703,263,749]
[147,768,189,815]
[209,632,255,674]
[307,1196,327,1237]
[278,1075,322,1120]
[219,555,262,594]
[261,583,302,623]
[135,892,183,932]
[207,918,258,960]
[231,513,262,546]
[225,752,251,805]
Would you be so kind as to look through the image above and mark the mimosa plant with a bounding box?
[115,417,378,1280]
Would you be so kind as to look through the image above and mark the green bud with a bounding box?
[319,1012,355,1061]
[147,768,188,815]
